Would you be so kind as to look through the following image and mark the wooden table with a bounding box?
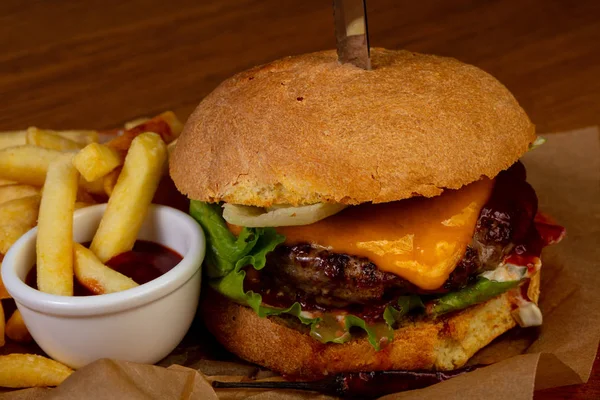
[0,1,598,398]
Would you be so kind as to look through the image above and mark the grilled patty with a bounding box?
[244,163,538,309]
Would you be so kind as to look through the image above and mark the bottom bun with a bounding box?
[201,278,536,380]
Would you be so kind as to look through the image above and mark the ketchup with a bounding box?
[504,212,566,274]
[25,240,182,296]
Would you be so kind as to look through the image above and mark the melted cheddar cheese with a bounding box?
[230,178,494,290]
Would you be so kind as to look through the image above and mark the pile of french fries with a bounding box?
[0,111,181,388]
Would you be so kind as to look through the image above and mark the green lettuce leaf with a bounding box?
[426,277,521,317]
[189,201,265,278]
[210,226,285,312]
[309,313,393,349]
[383,295,425,327]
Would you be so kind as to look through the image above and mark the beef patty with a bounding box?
[244,162,539,310]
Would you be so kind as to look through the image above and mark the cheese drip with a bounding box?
[274,179,494,290]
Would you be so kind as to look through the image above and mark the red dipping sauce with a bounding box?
[26,240,183,296]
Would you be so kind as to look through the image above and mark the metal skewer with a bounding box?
[333,0,371,70]
[212,366,481,398]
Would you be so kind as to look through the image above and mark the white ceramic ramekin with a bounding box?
[2,204,205,369]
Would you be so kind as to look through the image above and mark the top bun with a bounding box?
[170,48,535,207]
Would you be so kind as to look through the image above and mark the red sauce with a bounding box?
[505,213,566,273]
[25,240,182,296]
[534,212,567,245]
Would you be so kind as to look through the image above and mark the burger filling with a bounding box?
[190,162,564,350]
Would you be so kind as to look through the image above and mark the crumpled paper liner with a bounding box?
[1,127,598,400]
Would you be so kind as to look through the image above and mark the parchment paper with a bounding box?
[1,127,598,400]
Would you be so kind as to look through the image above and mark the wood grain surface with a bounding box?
[0,1,598,398]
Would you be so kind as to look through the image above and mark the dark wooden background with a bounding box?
[1,0,599,133]
[0,0,598,398]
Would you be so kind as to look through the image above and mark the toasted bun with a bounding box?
[201,272,539,380]
[170,48,534,207]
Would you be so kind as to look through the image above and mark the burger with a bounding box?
[169,48,565,379]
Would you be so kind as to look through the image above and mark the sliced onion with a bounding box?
[222,203,347,227]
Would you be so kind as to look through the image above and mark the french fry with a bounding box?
[0,146,62,186]
[0,195,40,254]
[0,185,39,205]
[36,154,78,296]
[157,111,183,139]
[74,201,95,210]
[6,310,32,343]
[124,117,150,130]
[0,354,73,388]
[0,131,27,150]
[26,128,84,152]
[0,179,16,186]
[106,111,182,152]
[165,139,178,176]
[0,258,11,299]
[0,283,9,299]
[167,138,178,157]
[79,175,105,196]
[2,129,97,148]
[73,243,138,294]
[102,168,120,197]
[52,130,98,145]
[91,133,166,262]
[0,302,5,347]
[73,143,124,182]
